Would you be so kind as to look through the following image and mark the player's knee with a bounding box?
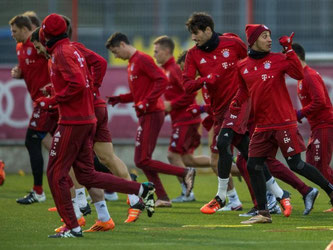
[286,154,304,171]
[247,158,264,174]
[96,153,113,167]
[167,151,182,165]
[217,130,233,155]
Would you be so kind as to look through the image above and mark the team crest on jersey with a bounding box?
[200,58,207,64]
[27,47,32,55]
[263,60,271,69]
[130,63,134,71]
[221,49,230,58]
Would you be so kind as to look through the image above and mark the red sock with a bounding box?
[33,185,43,195]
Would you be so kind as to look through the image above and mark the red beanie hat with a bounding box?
[41,13,67,38]
[245,24,271,47]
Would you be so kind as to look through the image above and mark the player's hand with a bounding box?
[186,104,205,116]
[229,100,241,115]
[11,65,22,79]
[279,32,294,52]
[164,101,172,112]
[36,96,57,110]
[40,83,53,96]
[134,99,149,115]
[199,73,220,85]
[296,110,304,123]
[106,96,121,106]
[202,115,214,131]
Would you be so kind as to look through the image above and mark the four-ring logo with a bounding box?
[0,79,32,128]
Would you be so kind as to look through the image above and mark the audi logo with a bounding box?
[0,79,33,128]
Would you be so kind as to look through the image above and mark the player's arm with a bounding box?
[183,51,204,94]
[107,93,133,106]
[73,42,107,88]
[183,51,219,94]
[279,33,304,80]
[300,74,327,117]
[229,68,249,114]
[141,56,167,104]
[283,51,304,80]
[170,67,196,110]
[54,50,89,103]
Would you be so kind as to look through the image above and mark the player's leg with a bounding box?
[71,125,156,219]
[266,157,317,215]
[47,125,83,236]
[277,128,333,206]
[83,188,115,232]
[134,112,195,196]
[241,156,271,224]
[69,168,91,216]
[17,128,47,204]
[262,166,292,217]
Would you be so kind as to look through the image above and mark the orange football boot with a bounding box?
[84,218,115,232]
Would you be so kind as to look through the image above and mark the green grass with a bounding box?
[1,173,333,250]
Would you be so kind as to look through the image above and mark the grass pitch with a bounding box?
[0,173,333,250]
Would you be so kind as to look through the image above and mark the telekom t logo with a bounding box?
[261,74,268,81]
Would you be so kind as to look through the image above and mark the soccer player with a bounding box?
[183,13,295,217]
[153,36,212,205]
[182,12,260,215]
[38,14,155,238]
[231,24,333,223]
[174,48,244,210]
[106,32,196,205]
[33,23,146,229]
[9,15,52,204]
[292,43,333,211]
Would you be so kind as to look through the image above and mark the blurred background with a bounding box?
[0,0,332,172]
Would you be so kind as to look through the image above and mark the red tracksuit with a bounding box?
[183,34,250,145]
[162,57,201,154]
[297,65,333,182]
[234,50,305,157]
[47,39,141,230]
[116,50,188,200]
[16,37,53,131]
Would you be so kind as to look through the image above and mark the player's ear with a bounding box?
[119,41,126,48]
[205,26,212,34]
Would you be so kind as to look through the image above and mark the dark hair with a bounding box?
[22,11,40,27]
[186,12,214,33]
[177,50,187,65]
[292,43,305,61]
[105,32,130,49]
[153,35,175,54]
[9,15,32,31]
[31,27,40,42]
[61,15,72,39]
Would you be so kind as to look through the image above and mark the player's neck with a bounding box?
[23,32,31,44]
[128,46,137,59]
[301,60,307,68]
